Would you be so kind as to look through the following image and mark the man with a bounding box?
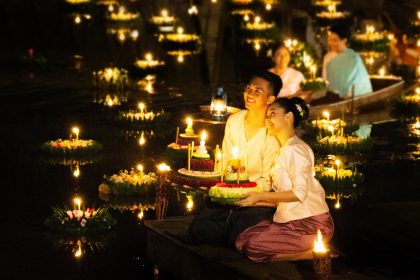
[190,70,281,247]
[325,24,372,98]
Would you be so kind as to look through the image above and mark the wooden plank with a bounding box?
[145,217,305,280]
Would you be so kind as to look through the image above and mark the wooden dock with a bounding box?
[144,217,311,280]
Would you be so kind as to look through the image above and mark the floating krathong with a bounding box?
[159,27,200,43]
[108,6,140,22]
[150,9,176,26]
[134,53,165,69]
[316,4,349,19]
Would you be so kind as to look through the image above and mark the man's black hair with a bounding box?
[249,70,283,96]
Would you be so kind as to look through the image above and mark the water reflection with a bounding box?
[45,233,115,259]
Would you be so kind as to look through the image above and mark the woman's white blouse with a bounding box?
[271,136,329,223]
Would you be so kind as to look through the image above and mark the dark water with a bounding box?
[1,1,420,279]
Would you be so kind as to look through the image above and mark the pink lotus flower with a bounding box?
[80,219,87,227]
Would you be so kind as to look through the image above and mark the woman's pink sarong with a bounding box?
[236,212,334,263]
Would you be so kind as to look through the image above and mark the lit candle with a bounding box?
[74,197,82,210]
[322,111,330,121]
[312,229,331,279]
[200,130,207,147]
[138,102,146,114]
[72,127,80,141]
[137,163,144,175]
[378,66,386,77]
[157,163,171,172]
[254,16,261,24]
[310,65,317,80]
[265,3,272,10]
[328,125,334,136]
[161,9,168,18]
[185,117,194,135]
[244,14,250,22]
[177,27,184,35]
[145,53,153,62]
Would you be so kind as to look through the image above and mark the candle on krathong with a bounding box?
[244,14,250,22]
[310,65,317,80]
[185,117,194,135]
[323,111,330,121]
[137,164,144,176]
[312,229,331,280]
[231,146,240,168]
[74,197,82,210]
[161,9,168,18]
[138,102,146,114]
[177,26,184,35]
[200,130,207,148]
[378,66,386,77]
[145,53,153,62]
[72,127,80,141]
[74,15,81,24]
[328,125,334,136]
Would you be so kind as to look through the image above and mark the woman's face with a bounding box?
[265,103,291,135]
[273,47,290,69]
[328,32,347,53]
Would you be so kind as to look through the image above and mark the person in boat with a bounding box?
[269,43,305,98]
[190,70,281,247]
[325,23,372,98]
[235,97,333,262]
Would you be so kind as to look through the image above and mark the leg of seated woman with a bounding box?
[235,220,271,253]
[237,213,333,263]
[226,206,275,248]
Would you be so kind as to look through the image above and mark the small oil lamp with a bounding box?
[210,86,228,120]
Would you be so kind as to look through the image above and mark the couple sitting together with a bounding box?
[190,70,333,263]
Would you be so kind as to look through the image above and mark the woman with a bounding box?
[324,23,372,98]
[269,44,304,98]
[235,97,333,263]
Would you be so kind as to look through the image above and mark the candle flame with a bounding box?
[74,15,81,24]
[335,159,341,168]
[137,164,144,173]
[322,111,330,119]
[201,130,207,141]
[327,125,334,133]
[161,9,168,18]
[177,27,184,35]
[145,53,153,62]
[244,14,250,22]
[73,197,82,210]
[72,127,80,135]
[138,102,145,111]
[378,66,386,76]
[254,16,261,24]
[265,4,272,10]
[157,163,171,172]
[186,117,193,127]
[313,229,327,253]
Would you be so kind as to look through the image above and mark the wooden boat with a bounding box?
[199,78,405,120]
[308,77,405,118]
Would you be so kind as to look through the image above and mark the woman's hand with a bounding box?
[234,192,262,207]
